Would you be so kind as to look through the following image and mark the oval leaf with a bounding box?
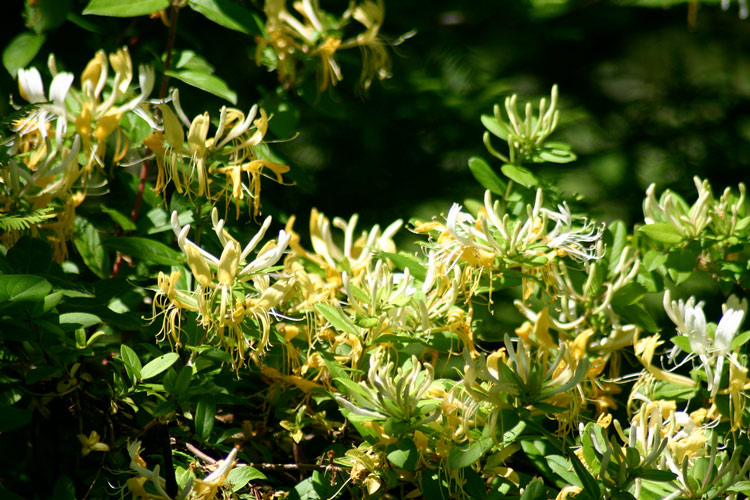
[0,275,52,305]
[386,438,418,470]
[315,303,359,335]
[638,223,684,244]
[195,396,216,440]
[2,32,46,78]
[187,0,263,35]
[83,0,169,17]
[120,344,142,379]
[164,69,237,104]
[140,353,180,380]
[226,465,266,492]
[480,114,510,140]
[501,163,538,188]
[102,237,184,266]
[468,156,506,195]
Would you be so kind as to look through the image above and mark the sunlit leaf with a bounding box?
[83,0,169,17]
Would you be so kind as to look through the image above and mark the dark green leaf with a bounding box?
[568,447,600,500]
[120,344,142,380]
[195,396,216,440]
[386,438,418,470]
[666,243,700,285]
[501,163,538,187]
[448,437,492,470]
[612,303,658,332]
[0,405,33,432]
[74,216,109,278]
[2,32,46,78]
[634,469,676,481]
[101,205,136,231]
[27,0,74,33]
[468,156,507,195]
[83,0,169,17]
[0,275,52,306]
[187,0,263,35]
[51,475,76,500]
[519,477,546,500]
[59,312,101,328]
[102,237,184,266]
[140,353,180,380]
[164,69,237,104]
[611,282,647,307]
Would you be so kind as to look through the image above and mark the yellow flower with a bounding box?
[77,430,109,456]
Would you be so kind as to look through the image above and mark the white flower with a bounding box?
[543,202,603,262]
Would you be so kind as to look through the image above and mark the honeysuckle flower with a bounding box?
[190,447,238,500]
[257,0,392,91]
[542,202,603,262]
[643,177,712,239]
[664,290,747,396]
[77,430,109,456]
[335,347,440,425]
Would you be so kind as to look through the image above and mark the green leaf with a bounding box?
[51,475,76,500]
[612,303,658,332]
[226,465,266,491]
[376,251,427,281]
[568,447,600,500]
[83,0,169,17]
[195,396,216,440]
[666,243,700,285]
[386,438,418,470]
[120,344,142,380]
[102,237,184,266]
[611,282,647,307]
[546,455,581,487]
[448,437,492,470]
[59,312,102,328]
[0,405,33,432]
[634,469,676,482]
[0,275,52,306]
[519,477,546,500]
[468,156,507,195]
[74,216,109,278]
[643,249,668,272]
[606,220,627,277]
[101,205,136,231]
[481,114,510,140]
[164,69,237,104]
[501,163,538,187]
[670,335,692,353]
[731,330,750,350]
[140,353,180,380]
[187,0,263,35]
[2,32,46,78]
[536,142,576,163]
[638,223,684,244]
[315,303,359,335]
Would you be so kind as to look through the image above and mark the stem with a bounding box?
[159,4,181,99]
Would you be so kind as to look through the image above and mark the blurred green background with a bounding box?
[4,0,750,230]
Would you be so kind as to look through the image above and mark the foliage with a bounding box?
[2,1,750,500]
